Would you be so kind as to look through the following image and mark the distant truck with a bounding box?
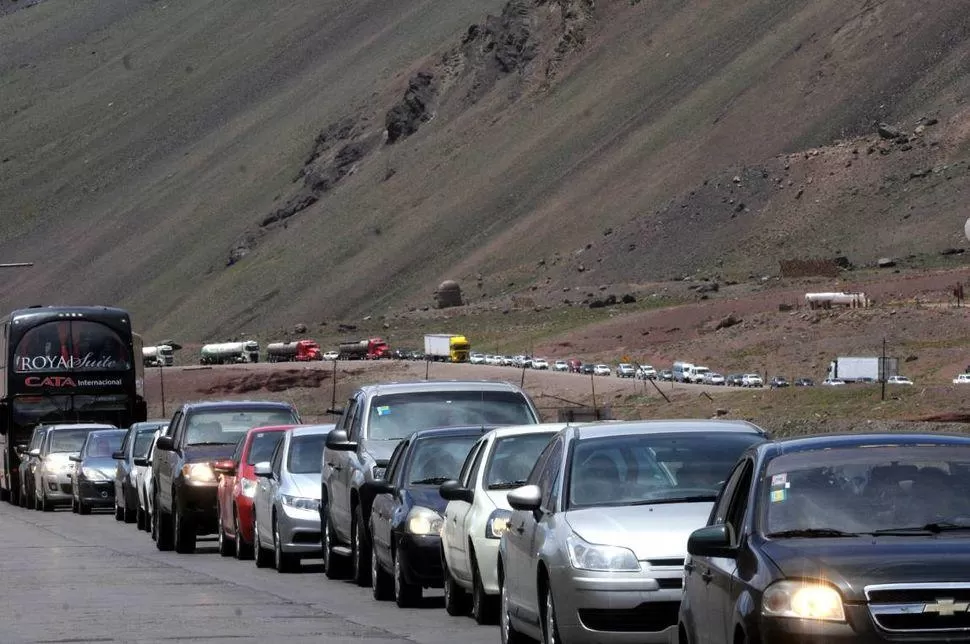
[266,340,323,362]
[142,345,174,367]
[200,341,260,365]
[423,334,471,362]
[828,356,898,383]
[337,337,390,360]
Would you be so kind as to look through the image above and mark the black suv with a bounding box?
[151,401,300,553]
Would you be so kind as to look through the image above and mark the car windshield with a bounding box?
[246,430,287,465]
[49,429,100,453]
[485,433,556,490]
[287,434,328,474]
[763,445,970,536]
[406,434,480,485]
[185,409,298,446]
[83,431,124,458]
[367,391,536,440]
[567,432,764,509]
[133,429,158,458]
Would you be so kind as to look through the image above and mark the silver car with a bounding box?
[32,423,117,511]
[134,429,164,532]
[498,420,768,644]
[252,424,335,572]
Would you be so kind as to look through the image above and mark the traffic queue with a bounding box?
[13,378,970,644]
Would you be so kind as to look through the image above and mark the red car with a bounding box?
[213,425,295,559]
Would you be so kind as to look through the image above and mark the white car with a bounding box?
[553,360,569,372]
[954,374,970,385]
[689,367,711,384]
[822,378,847,386]
[469,353,486,365]
[486,354,504,366]
[501,356,515,367]
[440,424,564,623]
[531,358,549,370]
[741,374,764,388]
[322,350,339,361]
[593,364,612,376]
[136,430,164,533]
[703,372,726,385]
[636,365,657,380]
[616,363,636,378]
[887,375,913,385]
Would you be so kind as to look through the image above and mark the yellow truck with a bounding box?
[424,334,471,363]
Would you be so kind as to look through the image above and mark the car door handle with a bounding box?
[701,570,713,583]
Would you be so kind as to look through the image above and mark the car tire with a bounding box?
[40,493,52,512]
[218,510,235,557]
[352,505,372,587]
[500,574,529,644]
[71,496,79,513]
[323,511,346,579]
[155,501,174,551]
[442,551,470,616]
[542,585,562,644]
[371,539,393,601]
[393,546,421,608]
[114,503,124,521]
[78,498,91,515]
[273,517,298,573]
[471,558,498,625]
[253,516,272,568]
[173,504,196,554]
[136,506,146,531]
[234,508,253,560]
[123,502,136,524]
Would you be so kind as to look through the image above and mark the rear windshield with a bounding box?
[185,409,298,447]
[247,431,286,465]
[367,391,536,440]
[484,433,556,490]
[406,434,480,486]
[287,434,328,474]
[83,432,124,458]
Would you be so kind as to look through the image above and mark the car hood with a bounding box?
[80,456,116,474]
[566,503,713,561]
[183,444,237,463]
[405,486,448,514]
[761,537,970,602]
[360,438,398,465]
[43,452,74,470]
[283,473,321,499]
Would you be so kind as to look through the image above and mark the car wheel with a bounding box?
[154,496,174,551]
[71,496,79,513]
[114,503,124,521]
[234,508,253,560]
[352,505,372,587]
[253,516,272,568]
[78,498,91,515]
[371,539,393,601]
[393,546,421,608]
[123,502,136,524]
[543,586,561,644]
[218,509,235,557]
[273,517,297,573]
[136,506,146,531]
[40,492,52,512]
[500,574,529,644]
[173,503,196,554]
[471,558,498,624]
[323,511,346,579]
[442,550,470,616]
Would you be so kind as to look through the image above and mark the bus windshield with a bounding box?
[13,321,131,373]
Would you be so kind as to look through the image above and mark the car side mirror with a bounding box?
[211,459,237,476]
[253,462,272,478]
[361,479,395,497]
[687,524,737,558]
[507,484,542,512]
[69,455,81,463]
[29,448,40,457]
[133,457,150,467]
[112,451,125,460]
[439,479,474,503]
[155,436,175,452]
[325,429,357,452]
[326,407,345,416]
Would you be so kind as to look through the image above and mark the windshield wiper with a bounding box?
[488,481,528,490]
[872,522,970,535]
[630,495,718,505]
[187,441,234,447]
[766,528,860,538]
[410,477,450,485]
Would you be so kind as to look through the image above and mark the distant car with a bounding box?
[593,364,612,376]
[725,374,744,387]
[323,350,339,361]
[616,363,636,378]
[134,430,164,531]
[32,424,116,511]
[793,377,815,387]
[822,378,847,386]
[113,420,167,524]
[703,372,726,386]
[501,356,515,367]
[887,375,914,385]
[658,369,673,381]
[531,358,549,370]
[486,355,504,366]
[71,429,126,515]
[581,364,595,375]
[553,360,569,372]
[567,359,583,373]
[469,353,486,365]
[769,376,790,388]
[741,374,764,388]
[636,365,657,380]
[954,374,970,384]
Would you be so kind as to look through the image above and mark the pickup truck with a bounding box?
[320,381,540,586]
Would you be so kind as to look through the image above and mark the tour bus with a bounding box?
[0,306,147,505]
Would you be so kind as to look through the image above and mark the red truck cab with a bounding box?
[213,425,296,559]
[296,340,322,361]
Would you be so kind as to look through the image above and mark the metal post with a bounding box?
[425,358,430,381]
[590,371,597,416]
[159,364,166,417]
[881,337,887,402]
[330,358,338,411]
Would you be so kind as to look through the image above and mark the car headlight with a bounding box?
[407,507,444,535]
[372,465,387,480]
[81,467,110,481]
[281,494,319,511]
[485,509,512,539]
[762,580,845,622]
[182,463,216,484]
[54,461,74,474]
[240,478,257,498]
[565,533,640,572]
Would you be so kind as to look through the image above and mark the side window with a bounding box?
[230,438,245,464]
[120,428,132,455]
[537,440,564,511]
[465,441,488,489]
[340,397,358,433]
[170,412,185,446]
[711,460,747,526]
[349,396,365,441]
[724,462,754,543]
[271,439,284,476]
[527,439,559,486]
[458,440,484,488]
[384,441,408,486]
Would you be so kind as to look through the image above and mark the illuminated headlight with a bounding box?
[81,467,110,482]
[406,507,444,536]
[55,461,74,474]
[565,533,640,572]
[240,478,257,498]
[281,495,319,511]
[485,509,512,539]
[371,465,387,480]
[763,581,845,622]
[182,463,216,484]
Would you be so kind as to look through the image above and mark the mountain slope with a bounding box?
[1,0,969,339]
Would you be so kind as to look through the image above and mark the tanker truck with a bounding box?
[424,334,471,363]
[142,344,175,367]
[266,340,323,362]
[200,341,260,365]
[337,337,390,360]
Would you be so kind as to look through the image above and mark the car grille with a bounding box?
[656,578,682,590]
[292,531,321,544]
[578,602,679,633]
[59,483,72,495]
[867,584,970,633]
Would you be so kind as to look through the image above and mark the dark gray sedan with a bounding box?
[113,420,167,523]
[71,429,126,514]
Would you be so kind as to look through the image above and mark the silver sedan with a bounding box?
[498,420,767,644]
[252,424,335,572]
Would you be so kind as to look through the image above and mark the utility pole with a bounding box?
[0,263,33,269]
[880,337,887,402]
[159,364,166,417]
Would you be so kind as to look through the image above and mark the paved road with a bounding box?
[0,502,499,644]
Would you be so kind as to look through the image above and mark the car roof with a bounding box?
[131,420,167,430]
[757,433,970,460]
[180,401,297,412]
[409,426,495,442]
[289,424,336,438]
[85,429,126,438]
[574,419,767,440]
[45,423,117,432]
[487,423,573,439]
[355,380,527,395]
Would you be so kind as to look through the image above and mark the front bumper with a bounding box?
[235,495,255,544]
[176,483,219,534]
[76,479,115,506]
[399,534,444,588]
[755,605,970,643]
[42,471,73,502]
[550,565,682,644]
[278,504,322,556]
[471,535,502,595]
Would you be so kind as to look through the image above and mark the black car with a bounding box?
[769,376,790,388]
[726,374,744,387]
[794,377,815,387]
[70,429,126,514]
[680,433,970,644]
[580,364,595,375]
[365,426,486,607]
[151,401,301,554]
[113,420,167,523]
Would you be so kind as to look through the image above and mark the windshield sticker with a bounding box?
[770,488,788,503]
[771,473,787,486]
[376,406,391,416]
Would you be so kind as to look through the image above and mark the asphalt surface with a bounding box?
[0,502,499,644]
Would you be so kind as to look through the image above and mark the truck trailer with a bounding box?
[338,338,390,360]
[266,340,323,362]
[828,356,898,382]
[423,334,471,363]
[200,341,260,365]
[142,344,174,367]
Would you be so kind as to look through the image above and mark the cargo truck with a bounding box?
[424,334,471,362]
[827,356,898,383]
[200,341,260,365]
[142,344,174,367]
[266,340,323,362]
[337,337,390,360]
